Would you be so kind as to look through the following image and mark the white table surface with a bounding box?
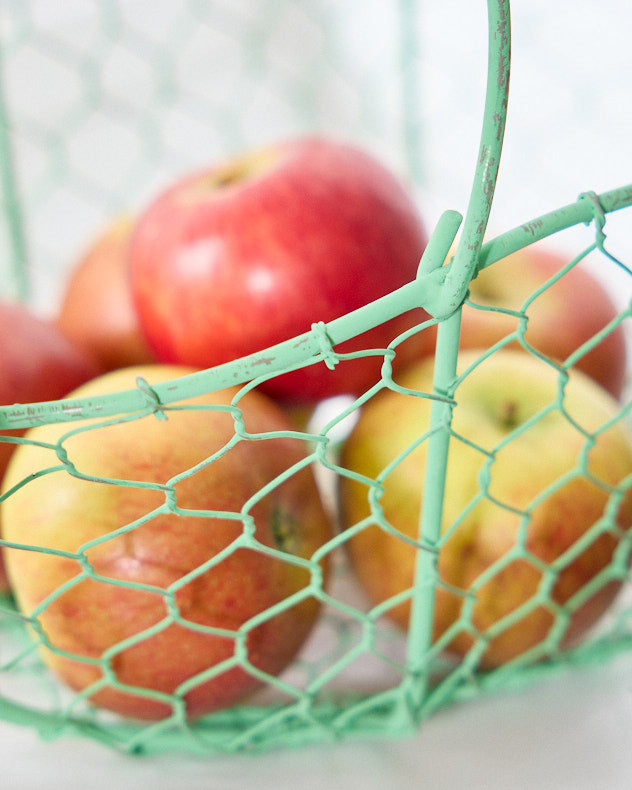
[2,652,631,790]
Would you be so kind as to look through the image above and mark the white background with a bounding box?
[1,1,632,787]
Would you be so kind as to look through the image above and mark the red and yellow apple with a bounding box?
[128,136,436,405]
[0,299,100,593]
[1,364,333,720]
[56,214,156,371]
[338,349,632,669]
[460,243,628,399]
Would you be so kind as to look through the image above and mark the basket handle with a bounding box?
[401,0,512,721]
[418,0,511,320]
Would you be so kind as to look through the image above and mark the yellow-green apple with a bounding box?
[128,136,436,405]
[338,348,632,669]
[460,243,628,399]
[0,299,100,594]
[1,364,333,720]
[56,214,156,371]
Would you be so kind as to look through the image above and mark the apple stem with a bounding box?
[500,400,519,429]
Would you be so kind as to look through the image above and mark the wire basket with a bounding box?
[1,0,632,756]
[0,0,423,310]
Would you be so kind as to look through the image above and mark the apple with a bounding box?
[0,299,100,594]
[128,136,436,405]
[460,243,628,399]
[56,214,156,371]
[338,348,632,669]
[1,364,333,720]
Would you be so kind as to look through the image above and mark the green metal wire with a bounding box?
[0,0,631,757]
[403,0,511,719]
[2,178,631,433]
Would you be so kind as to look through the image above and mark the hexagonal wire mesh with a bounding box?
[0,0,421,311]
[1,0,632,756]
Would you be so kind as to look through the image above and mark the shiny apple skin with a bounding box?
[129,136,435,404]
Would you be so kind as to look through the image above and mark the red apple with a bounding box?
[0,299,100,593]
[56,214,156,371]
[1,364,333,720]
[339,349,632,669]
[128,136,436,405]
[460,243,628,398]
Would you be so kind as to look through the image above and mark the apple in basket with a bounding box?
[338,348,632,669]
[127,135,436,405]
[459,243,628,399]
[0,299,100,594]
[56,214,156,372]
[1,364,333,720]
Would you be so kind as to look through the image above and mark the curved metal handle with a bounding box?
[423,0,511,320]
[402,0,512,718]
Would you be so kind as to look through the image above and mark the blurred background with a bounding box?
[2,0,631,311]
[1,1,632,786]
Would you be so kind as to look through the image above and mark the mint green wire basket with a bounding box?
[1,0,632,755]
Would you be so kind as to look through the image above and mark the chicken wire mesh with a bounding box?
[0,0,422,311]
[0,0,632,757]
